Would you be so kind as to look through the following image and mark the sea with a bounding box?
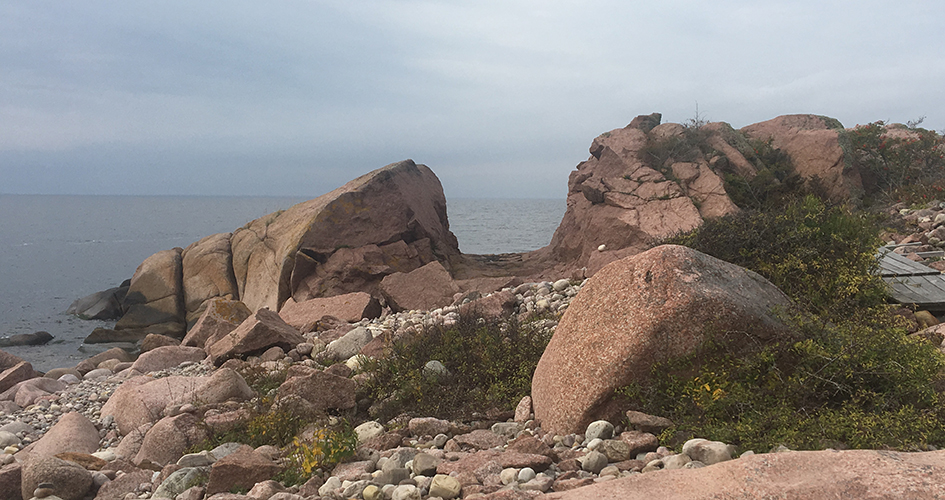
[0,195,565,372]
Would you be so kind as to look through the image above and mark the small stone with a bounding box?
[391,484,421,500]
[355,421,385,443]
[318,476,341,496]
[411,452,439,476]
[682,438,735,465]
[432,433,449,448]
[585,420,614,441]
[428,474,462,499]
[599,465,620,477]
[586,438,603,451]
[491,422,523,438]
[662,453,692,469]
[363,484,382,500]
[423,360,448,377]
[500,467,519,485]
[517,467,536,482]
[580,450,608,474]
[598,244,607,251]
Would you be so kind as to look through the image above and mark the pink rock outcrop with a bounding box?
[741,114,862,202]
[233,159,459,312]
[532,245,792,435]
[544,449,945,499]
[116,248,186,339]
[279,291,381,328]
[181,232,240,327]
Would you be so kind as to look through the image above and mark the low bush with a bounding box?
[619,310,945,451]
[637,193,945,451]
[849,120,945,205]
[663,195,887,318]
[277,423,359,485]
[358,313,554,422]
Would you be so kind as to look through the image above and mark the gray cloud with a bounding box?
[1,0,942,198]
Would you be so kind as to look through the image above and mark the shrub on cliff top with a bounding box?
[849,120,945,205]
[359,313,553,422]
[663,195,887,318]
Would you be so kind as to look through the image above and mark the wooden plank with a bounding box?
[877,249,940,277]
[883,275,945,308]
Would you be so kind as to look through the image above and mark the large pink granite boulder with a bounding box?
[0,378,66,407]
[181,297,252,348]
[101,375,208,435]
[134,413,209,466]
[532,245,791,435]
[182,232,240,327]
[206,308,305,365]
[546,118,709,276]
[116,248,186,339]
[379,261,461,312]
[279,292,381,328]
[18,412,100,459]
[21,457,92,500]
[544,449,945,499]
[231,160,460,313]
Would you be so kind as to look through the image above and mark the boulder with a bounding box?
[274,366,356,413]
[279,292,381,328]
[741,114,862,202]
[231,160,459,313]
[190,368,255,404]
[139,333,181,353]
[134,413,209,467]
[67,285,128,320]
[0,353,41,394]
[322,326,373,361]
[21,457,92,500]
[181,297,252,348]
[19,412,100,459]
[544,449,945,499]
[458,290,518,320]
[101,375,209,435]
[83,327,149,344]
[116,248,186,338]
[0,463,21,500]
[205,445,281,496]
[379,261,460,312]
[181,233,240,328]
[0,377,66,407]
[0,331,53,347]
[532,245,792,435]
[92,469,152,500]
[206,308,305,365]
[129,346,206,374]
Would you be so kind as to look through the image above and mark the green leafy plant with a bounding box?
[359,313,554,421]
[663,195,887,318]
[848,121,945,204]
[632,193,945,452]
[277,423,359,486]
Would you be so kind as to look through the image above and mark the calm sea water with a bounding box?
[0,195,564,371]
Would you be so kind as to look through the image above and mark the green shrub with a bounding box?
[722,138,804,210]
[277,423,359,486]
[663,195,887,317]
[848,120,945,205]
[636,193,945,451]
[619,310,945,451]
[358,314,554,421]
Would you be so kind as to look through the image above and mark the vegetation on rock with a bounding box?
[622,194,945,451]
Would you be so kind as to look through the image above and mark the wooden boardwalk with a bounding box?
[878,246,945,311]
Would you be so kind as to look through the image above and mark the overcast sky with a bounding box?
[1,1,942,199]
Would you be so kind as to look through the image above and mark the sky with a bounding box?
[1,1,943,199]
